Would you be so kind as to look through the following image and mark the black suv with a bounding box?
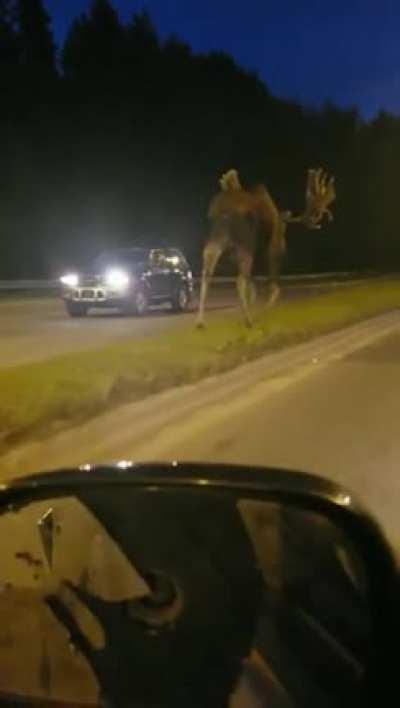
[60,247,193,317]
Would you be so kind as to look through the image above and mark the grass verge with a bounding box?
[1,280,399,452]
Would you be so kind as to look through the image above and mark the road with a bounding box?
[0,279,364,367]
[1,309,400,556]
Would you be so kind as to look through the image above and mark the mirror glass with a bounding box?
[0,487,372,707]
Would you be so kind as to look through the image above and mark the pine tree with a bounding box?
[127,10,159,57]
[0,0,18,68]
[16,0,56,77]
[62,13,90,80]
[62,0,124,82]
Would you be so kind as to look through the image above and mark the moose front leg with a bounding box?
[196,241,223,328]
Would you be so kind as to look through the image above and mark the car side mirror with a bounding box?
[0,464,397,708]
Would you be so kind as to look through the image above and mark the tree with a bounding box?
[63,0,124,83]
[122,10,161,110]
[16,0,56,78]
[126,9,159,57]
[0,0,18,72]
[62,13,90,80]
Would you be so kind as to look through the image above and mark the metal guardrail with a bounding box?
[0,272,372,292]
[0,280,57,291]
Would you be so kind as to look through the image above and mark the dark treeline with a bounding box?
[1,0,399,278]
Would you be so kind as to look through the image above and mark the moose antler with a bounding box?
[305,168,336,226]
[219,168,242,192]
[283,168,336,229]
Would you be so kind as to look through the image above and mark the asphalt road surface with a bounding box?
[0,280,362,368]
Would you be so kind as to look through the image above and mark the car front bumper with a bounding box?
[62,286,130,306]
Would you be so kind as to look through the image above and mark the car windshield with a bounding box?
[1,0,400,705]
[93,249,148,272]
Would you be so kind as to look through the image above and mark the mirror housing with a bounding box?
[0,463,397,708]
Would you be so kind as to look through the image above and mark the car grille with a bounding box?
[74,289,106,300]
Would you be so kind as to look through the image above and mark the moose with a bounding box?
[196,168,336,327]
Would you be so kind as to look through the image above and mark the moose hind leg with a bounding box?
[196,241,223,328]
[236,250,254,327]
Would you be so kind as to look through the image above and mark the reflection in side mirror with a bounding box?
[0,464,397,708]
[239,500,371,706]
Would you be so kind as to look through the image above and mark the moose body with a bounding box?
[196,168,336,327]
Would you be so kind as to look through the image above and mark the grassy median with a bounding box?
[1,279,399,451]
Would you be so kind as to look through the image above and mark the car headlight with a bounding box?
[60,273,79,288]
[105,268,130,290]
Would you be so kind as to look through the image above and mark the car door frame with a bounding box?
[147,249,172,301]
